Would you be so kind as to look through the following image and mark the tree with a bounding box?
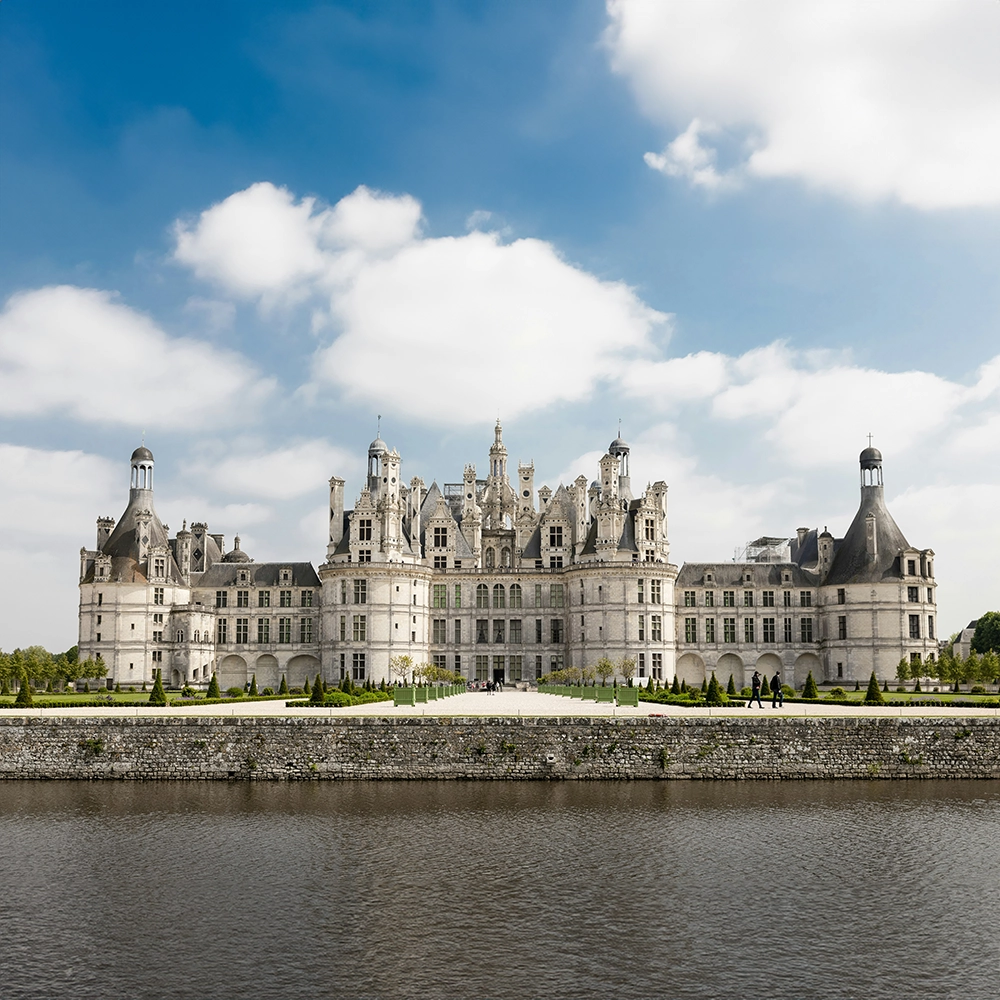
[278,674,289,695]
[207,673,221,698]
[303,675,311,695]
[310,674,326,704]
[705,673,724,706]
[802,671,819,699]
[617,656,637,688]
[249,674,259,697]
[390,654,413,687]
[864,671,885,706]
[895,657,910,685]
[595,657,615,686]
[148,669,167,706]
[981,650,1000,686]
[14,676,32,707]
[726,674,737,696]
[671,675,681,696]
[971,611,1000,655]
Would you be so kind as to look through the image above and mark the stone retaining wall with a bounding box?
[2,716,1000,780]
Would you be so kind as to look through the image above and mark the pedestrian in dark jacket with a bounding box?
[749,671,763,708]
[770,671,783,708]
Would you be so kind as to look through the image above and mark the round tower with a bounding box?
[860,444,883,490]
[130,445,154,499]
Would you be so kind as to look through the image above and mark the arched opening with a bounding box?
[755,652,784,686]
[675,652,706,687]
[794,652,822,689]
[255,653,279,690]
[485,548,495,569]
[218,654,248,691]
[716,652,745,690]
[493,584,505,608]
[287,654,321,689]
[170,669,183,688]
[501,546,511,567]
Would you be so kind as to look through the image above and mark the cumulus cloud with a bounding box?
[189,440,355,500]
[0,286,274,428]
[607,0,1000,208]
[173,183,670,423]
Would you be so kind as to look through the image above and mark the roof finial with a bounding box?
[867,432,873,448]
[618,417,622,437]
[377,414,381,436]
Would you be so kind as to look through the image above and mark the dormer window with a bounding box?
[549,526,563,548]
[358,520,372,542]
[433,527,448,547]
[239,571,248,583]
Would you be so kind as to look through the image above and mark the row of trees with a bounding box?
[898,648,1000,688]
[543,656,638,687]
[0,645,107,691]
[388,655,463,687]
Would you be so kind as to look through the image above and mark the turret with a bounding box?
[130,445,155,502]
[327,476,345,559]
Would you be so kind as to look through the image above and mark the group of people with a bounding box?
[746,670,784,708]
[468,679,505,694]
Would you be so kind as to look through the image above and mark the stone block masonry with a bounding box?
[2,716,1000,780]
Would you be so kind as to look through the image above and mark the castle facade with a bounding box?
[78,429,937,690]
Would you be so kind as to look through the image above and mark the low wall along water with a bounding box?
[2,716,1000,780]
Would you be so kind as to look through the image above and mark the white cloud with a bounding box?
[0,286,274,428]
[644,118,740,191]
[189,440,355,500]
[174,183,670,423]
[607,0,1000,208]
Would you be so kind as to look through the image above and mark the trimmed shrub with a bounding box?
[914,680,922,693]
[854,680,861,691]
[883,679,890,692]
[672,676,681,695]
[827,687,847,699]
[148,669,167,706]
[802,671,819,700]
[864,671,885,706]
[82,682,90,693]
[262,687,274,696]
[303,676,311,695]
[249,674,258,697]
[705,673,725,706]
[279,675,289,695]
[726,674,737,696]
[226,686,243,699]
[14,680,33,707]
[310,674,326,704]
[207,673,221,699]
[700,677,708,694]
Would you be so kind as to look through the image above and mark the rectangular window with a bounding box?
[279,590,292,607]
[927,588,934,604]
[550,654,564,673]
[433,526,448,547]
[97,593,103,606]
[510,619,522,643]
[650,579,661,603]
[801,617,814,642]
[494,620,506,643]
[279,618,292,643]
[907,586,919,603]
[301,590,314,607]
[341,580,348,604]
[300,618,313,643]
[644,518,655,542]
[509,585,522,609]
[509,655,523,682]
[551,619,564,643]
[837,616,847,640]
[928,615,935,639]
[550,584,564,608]
[339,615,346,641]
[684,590,696,607]
[684,617,697,642]
[475,655,489,681]
[705,618,716,642]
[153,557,165,578]
[359,519,372,542]
[907,559,916,575]
[258,590,270,608]
[800,591,812,607]
[651,615,662,641]
[353,615,367,641]
[454,584,462,608]
[432,619,447,643]
[723,618,736,643]
[783,591,792,607]
[638,614,645,641]
[153,587,164,606]
[762,591,775,607]
[432,654,447,669]
[652,652,662,678]
[783,617,793,643]
[762,618,775,643]
[534,583,543,607]
[744,591,754,607]
[705,591,715,607]
[723,591,735,607]
[837,588,846,605]
[216,591,228,608]
[535,619,543,643]
[454,653,462,673]
[549,525,563,548]
[549,556,563,569]
[434,555,447,569]
[448,619,459,644]
[217,619,228,644]
[257,618,270,643]
[236,590,249,608]
[477,619,488,644]
[352,652,366,681]
[433,584,447,609]
[235,618,249,644]
[358,550,372,563]
[151,631,161,642]
[353,579,367,604]
[909,614,920,639]
[637,580,645,604]
[151,650,162,663]
[744,617,755,643]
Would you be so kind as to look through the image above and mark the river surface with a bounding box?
[1,780,998,999]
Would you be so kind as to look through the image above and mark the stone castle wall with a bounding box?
[1,716,999,780]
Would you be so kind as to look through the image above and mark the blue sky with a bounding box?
[2,0,999,650]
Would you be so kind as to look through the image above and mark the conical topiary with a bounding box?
[278,674,289,695]
[1,677,10,696]
[913,679,922,693]
[802,671,819,700]
[249,674,258,697]
[679,678,687,694]
[864,671,885,706]
[672,676,681,695]
[883,679,889,693]
[148,669,167,706]
[14,678,33,707]
[705,673,724,706]
[207,673,220,699]
[700,677,708,694]
[310,674,326,704]
[727,674,737,696]
[303,676,311,696]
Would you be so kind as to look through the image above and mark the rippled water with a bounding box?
[1,781,998,999]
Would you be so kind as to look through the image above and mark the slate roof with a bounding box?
[91,489,184,584]
[194,562,321,588]
[823,486,911,586]
[676,562,820,587]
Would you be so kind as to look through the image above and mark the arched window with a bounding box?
[509,584,522,608]
[476,583,489,608]
[193,630,200,642]
[493,584,505,608]
[501,546,511,567]
[485,548,495,569]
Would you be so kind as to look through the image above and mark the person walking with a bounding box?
[748,670,763,708]
[770,671,783,708]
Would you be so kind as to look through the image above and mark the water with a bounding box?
[1,781,998,999]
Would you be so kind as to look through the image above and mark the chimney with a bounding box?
[865,512,877,559]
